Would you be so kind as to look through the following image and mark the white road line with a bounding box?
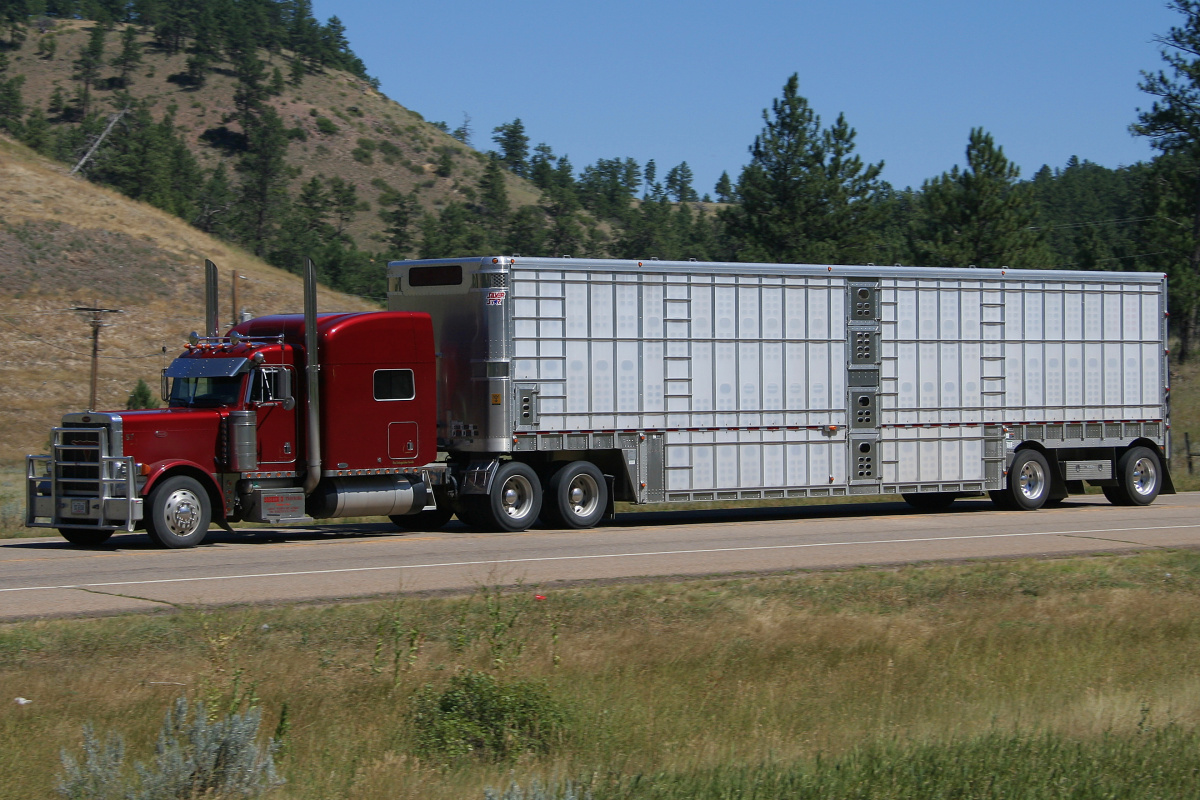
[2,523,1196,594]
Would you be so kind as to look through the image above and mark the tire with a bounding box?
[901,492,957,511]
[58,528,114,546]
[145,475,211,548]
[544,461,607,529]
[1102,486,1126,506]
[390,504,455,531]
[1110,446,1162,506]
[453,496,490,530]
[994,449,1052,511]
[484,461,542,532]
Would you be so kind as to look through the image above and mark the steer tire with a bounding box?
[58,528,114,547]
[145,475,211,549]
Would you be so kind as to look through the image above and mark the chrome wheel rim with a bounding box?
[499,474,535,520]
[565,472,600,519]
[1131,457,1158,497]
[1018,460,1046,501]
[163,488,202,537]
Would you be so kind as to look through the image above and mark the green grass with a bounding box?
[3,551,1200,799]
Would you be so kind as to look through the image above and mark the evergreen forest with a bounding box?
[1,0,1199,359]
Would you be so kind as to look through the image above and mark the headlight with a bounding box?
[113,461,129,481]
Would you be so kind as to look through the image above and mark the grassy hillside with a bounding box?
[3,19,541,252]
[0,134,380,466]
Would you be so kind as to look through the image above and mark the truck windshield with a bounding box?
[169,376,244,408]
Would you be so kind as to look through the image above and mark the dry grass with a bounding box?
[0,136,379,467]
[2,551,1200,799]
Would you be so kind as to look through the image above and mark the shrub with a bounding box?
[314,116,338,135]
[412,670,563,762]
[57,697,282,800]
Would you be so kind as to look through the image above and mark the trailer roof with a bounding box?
[387,256,1166,285]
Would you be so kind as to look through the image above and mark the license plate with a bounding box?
[70,499,88,515]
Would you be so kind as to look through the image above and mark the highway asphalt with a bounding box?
[2,493,1198,620]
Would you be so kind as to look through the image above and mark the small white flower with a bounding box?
[14,697,31,706]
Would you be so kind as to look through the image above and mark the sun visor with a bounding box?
[164,357,250,378]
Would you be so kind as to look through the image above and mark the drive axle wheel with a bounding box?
[145,475,211,548]
[544,461,607,529]
[390,504,455,531]
[485,461,542,532]
[58,528,114,546]
[991,449,1051,511]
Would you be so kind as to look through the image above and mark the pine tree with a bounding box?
[722,74,884,264]
[379,189,418,256]
[478,155,510,242]
[664,162,698,202]
[194,162,234,234]
[1133,0,1200,360]
[110,24,142,88]
[73,24,106,117]
[714,170,733,202]
[643,159,657,199]
[0,53,25,138]
[909,128,1050,269]
[126,378,159,409]
[492,118,529,176]
[234,106,293,256]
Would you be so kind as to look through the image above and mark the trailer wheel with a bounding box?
[485,461,542,532]
[901,492,956,511]
[992,450,1051,511]
[57,528,114,546]
[1107,446,1162,506]
[543,461,607,529]
[145,475,211,548]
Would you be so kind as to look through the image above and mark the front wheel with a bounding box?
[145,475,211,548]
[543,461,607,529]
[992,449,1051,511]
[58,528,114,546]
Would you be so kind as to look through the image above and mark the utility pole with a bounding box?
[72,306,123,410]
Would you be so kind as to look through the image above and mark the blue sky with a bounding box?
[311,1,1179,195]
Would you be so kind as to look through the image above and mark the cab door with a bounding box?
[251,366,298,467]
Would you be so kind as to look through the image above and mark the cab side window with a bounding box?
[374,369,415,401]
[251,367,290,403]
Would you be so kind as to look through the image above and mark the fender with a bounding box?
[141,460,227,520]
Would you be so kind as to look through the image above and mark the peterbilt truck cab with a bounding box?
[26,305,442,548]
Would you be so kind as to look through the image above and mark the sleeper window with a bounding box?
[374,369,415,401]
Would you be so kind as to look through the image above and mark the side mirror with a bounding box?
[276,369,294,409]
[160,369,170,403]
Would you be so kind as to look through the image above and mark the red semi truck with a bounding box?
[27,256,1173,548]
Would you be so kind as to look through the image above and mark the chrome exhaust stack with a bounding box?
[204,259,220,337]
[302,257,322,495]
